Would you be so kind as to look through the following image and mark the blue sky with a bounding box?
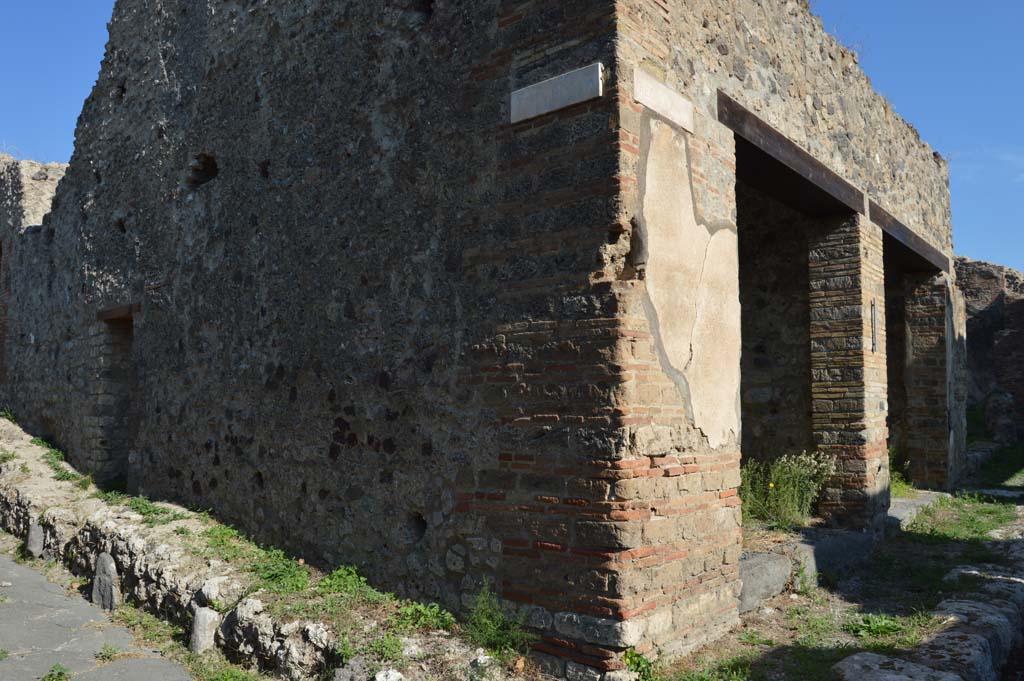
[812,0,1024,270]
[1,2,1021,270]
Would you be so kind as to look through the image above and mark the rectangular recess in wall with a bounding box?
[869,200,950,273]
[717,90,865,215]
[510,63,604,124]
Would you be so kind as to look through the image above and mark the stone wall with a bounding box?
[0,0,961,674]
[956,257,1024,443]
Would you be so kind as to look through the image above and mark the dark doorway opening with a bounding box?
[95,311,138,488]
[735,137,853,466]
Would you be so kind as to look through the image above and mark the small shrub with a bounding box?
[42,664,71,681]
[0,449,15,465]
[390,601,456,633]
[0,648,8,661]
[624,649,656,681]
[739,451,836,528]
[0,408,15,423]
[465,586,536,661]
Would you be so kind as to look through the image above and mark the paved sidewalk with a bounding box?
[0,555,190,680]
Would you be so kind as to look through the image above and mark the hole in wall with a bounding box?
[408,512,428,542]
[405,0,433,27]
[113,218,127,234]
[185,153,219,189]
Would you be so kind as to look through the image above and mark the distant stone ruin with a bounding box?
[0,1,969,675]
[956,257,1024,444]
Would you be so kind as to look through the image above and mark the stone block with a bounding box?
[738,552,791,613]
[25,518,45,559]
[91,551,122,611]
[190,607,221,654]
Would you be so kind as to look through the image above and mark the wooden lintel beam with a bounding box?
[869,201,950,273]
[717,90,865,215]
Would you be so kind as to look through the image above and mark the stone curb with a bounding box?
[834,548,1024,679]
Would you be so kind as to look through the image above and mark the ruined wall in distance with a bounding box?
[956,257,1024,443]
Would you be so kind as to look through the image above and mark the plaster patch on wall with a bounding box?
[640,119,740,449]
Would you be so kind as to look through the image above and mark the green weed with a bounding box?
[738,630,774,646]
[739,451,835,528]
[41,664,71,681]
[318,565,391,604]
[390,601,455,633]
[95,643,120,661]
[0,449,15,465]
[364,632,404,665]
[464,586,536,662]
[251,548,309,594]
[624,649,656,681]
[0,649,7,661]
[843,613,904,638]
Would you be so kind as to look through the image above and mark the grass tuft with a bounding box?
[31,437,91,489]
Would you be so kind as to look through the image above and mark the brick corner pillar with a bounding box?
[904,272,966,489]
[809,212,889,534]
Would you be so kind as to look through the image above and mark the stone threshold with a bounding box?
[0,420,512,681]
